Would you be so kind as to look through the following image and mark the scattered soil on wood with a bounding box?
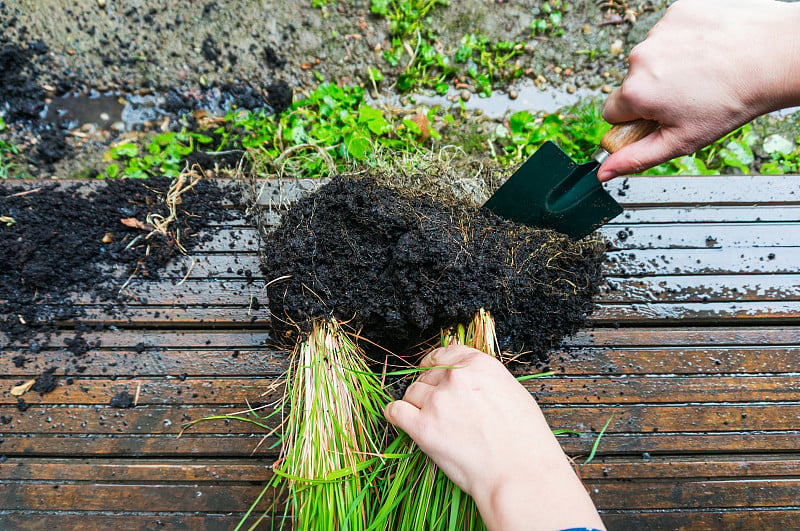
[0,178,241,376]
[261,176,605,362]
[109,391,135,409]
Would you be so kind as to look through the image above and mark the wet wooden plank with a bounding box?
[600,509,800,531]
[3,403,800,435]
[0,473,797,514]
[594,301,800,324]
[563,326,800,347]
[0,377,281,406]
[4,343,800,378]
[601,274,800,303]
[603,247,798,276]
[5,509,798,531]
[609,204,800,224]
[3,430,800,458]
[0,514,261,531]
[4,374,800,406]
[0,459,272,482]
[0,349,286,378]
[589,478,800,510]
[31,299,800,326]
[580,455,800,480]
[551,346,800,375]
[3,455,797,482]
[0,434,273,457]
[9,326,800,351]
[199,223,800,253]
[603,174,800,206]
[56,273,800,307]
[0,483,274,513]
[149,246,800,280]
[599,222,800,249]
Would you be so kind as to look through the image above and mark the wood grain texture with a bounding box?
[4,176,800,529]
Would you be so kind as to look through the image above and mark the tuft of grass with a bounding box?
[374,308,499,531]
[264,318,395,531]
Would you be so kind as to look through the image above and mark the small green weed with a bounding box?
[490,100,798,176]
[492,99,609,165]
[0,117,20,179]
[531,0,567,37]
[454,34,524,96]
[226,82,443,177]
[369,0,525,95]
[643,124,761,176]
[106,130,212,179]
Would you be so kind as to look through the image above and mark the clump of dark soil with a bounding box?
[261,176,605,361]
[32,367,58,394]
[0,39,49,123]
[0,37,74,169]
[0,177,240,347]
[109,391,135,409]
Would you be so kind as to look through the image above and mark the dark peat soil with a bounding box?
[0,177,240,397]
[261,176,605,363]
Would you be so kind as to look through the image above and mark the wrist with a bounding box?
[473,454,605,531]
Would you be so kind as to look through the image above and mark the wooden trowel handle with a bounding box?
[600,119,660,154]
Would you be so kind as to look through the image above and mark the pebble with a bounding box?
[601,84,613,94]
[97,0,106,7]
[566,85,576,94]
[610,39,624,56]
[460,89,471,102]
[508,89,518,100]
[582,24,592,34]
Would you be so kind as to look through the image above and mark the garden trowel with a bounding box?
[484,119,659,239]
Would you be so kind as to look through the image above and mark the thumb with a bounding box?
[384,400,422,437]
[597,128,678,181]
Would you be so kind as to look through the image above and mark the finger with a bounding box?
[402,381,436,408]
[416,366,448,386]
[420,345,473,368]
[384,400,421,436]
[597,128,680,181]
[601,86,644,125]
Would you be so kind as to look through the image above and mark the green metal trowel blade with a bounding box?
[483,141,623,239]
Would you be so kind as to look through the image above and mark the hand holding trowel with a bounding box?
[483,118,659,239]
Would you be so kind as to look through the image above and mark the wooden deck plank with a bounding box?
[4,343,800,377]
[144,247,800,280]
[3,403,800,435]
[5,176,800,529]
[4,455,800,482]
[39,273,800,306]
[24,299,800,325]
[4,375,800,406]
[3,431,800,457]
[9,326,800,349]
[0,514,262,531]
[196,222,800,253]
[0,483,273,513]
[600,509,800,531]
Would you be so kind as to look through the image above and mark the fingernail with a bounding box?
[598,169,617,182]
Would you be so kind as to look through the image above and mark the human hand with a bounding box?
[598,0,800,181]
[384,345,604,531]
